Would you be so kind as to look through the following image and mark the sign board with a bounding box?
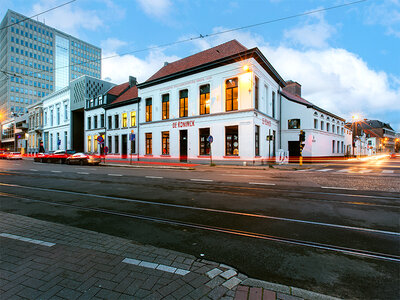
[97,136,104,143]
[57,139,61,146]
[207,135,213,143]
[129,133,135,141]
[104,146,109,154]
[276,149,289,164]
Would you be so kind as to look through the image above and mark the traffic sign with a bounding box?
[97,136,104,143]
[207,135,213,143]
[57,139,61,146]
[104,146,109,154]
[129,133,135,141]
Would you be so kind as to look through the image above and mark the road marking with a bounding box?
[223,174,263,177]
[0,233,55,247]
[249,182,276,186]
[77,172,89,175]
[29,169,38,172]
[122,258,190,275]
[359,169,372,173]
[190,178,213,182]
[337,169,351,173]
[297,169,314,172]
[108,174,123,177]
[145,176,163,179]
[316,169,333,172]
[51,170,61,173]
[321,186,358,191]
[381,170,394,174]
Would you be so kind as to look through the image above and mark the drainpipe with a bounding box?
[137,98,140,161]
[278,87,282,149]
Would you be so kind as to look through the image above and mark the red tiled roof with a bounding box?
[112,86,138,104]
[281,90,314,106]
[146,40,248,82]
[108,82,130,96]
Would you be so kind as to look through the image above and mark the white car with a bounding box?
[6,152,23,160]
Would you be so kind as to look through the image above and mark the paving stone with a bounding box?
[220,269,237,280]
[276,293,303,300]
[249,287,263,300]
[21,276,45,289]
[206,268,223,279]
[38,285,64,300]
[17,286,42,299]
[263,289,277,300]
[208,286,229,300]
[95,289,122,299]
[158,280,183,296]
[188,285,212,299]
[170,284,195,299]
[222,277,242,290]
[134,288,153,298]
[206,276,225,289]
[189,275,210,289]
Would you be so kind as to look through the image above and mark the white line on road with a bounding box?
[145,176,163,179]
[0,233,55,247]
[222,174,263,177]
[316,169,333,172]
[108,174,123,177]
[382,170,394,174]
[77,172,89,175]
[249,182,276,186]
[296,169,314,172]
[190,178,213,182]
[337,169,351,173]
[51,170,61,173]
[321,186,358,191]
[29,169,38,172]
[359,169,372,173]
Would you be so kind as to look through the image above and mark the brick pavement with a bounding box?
[0,212,340,299]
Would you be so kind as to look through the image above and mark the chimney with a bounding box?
[164,62,169,67]
[129,76,137,87]
[283,80,301,97]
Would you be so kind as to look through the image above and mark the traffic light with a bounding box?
[299,130,305,142]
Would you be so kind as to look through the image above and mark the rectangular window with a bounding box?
[199,128,211,155]
[327,123,330,132]
[122,113,127,128]
[100,114,104,128]
[179,90,188,117]
[114,115,119,129]
[64,132,68,150]
[64,104,68,120]
[108,116,112,129]
[162,132,170,155]
[94,116,98,129]
[87,116,91,130]
[115,136,119,153]
[332,125,335,133]
[272,91,276,118]
[57,133,60,150]
[162,94,169,120]
[288,119,301,129]
[255,125,260,156]
[337,141,340,154]
[225,78,238,111]
[108,136,112,153]
[314,119,318,129]
[57,107,60,125]
[146,133,152,155]
[87,136,91,152]
[332,140,335,153]
[130,111,136,126]
[254,77,259,110]
[146,98,152,122]
[321,121,324,131]
[225,126,239,156]
[199,84,210,115]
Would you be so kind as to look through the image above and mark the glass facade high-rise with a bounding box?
[0,9,102,117]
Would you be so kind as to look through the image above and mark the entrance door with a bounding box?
[288,141,300,163]
[180,130,188,162]
[121,134,128,158]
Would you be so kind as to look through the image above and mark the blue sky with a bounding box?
[1,0,399,130]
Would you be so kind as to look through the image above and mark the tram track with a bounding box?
[1,190,399,263]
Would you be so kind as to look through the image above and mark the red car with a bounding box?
[66,153,102,165]
[33,152,51,163]
[46,150,76,164]
[0,151,9,159]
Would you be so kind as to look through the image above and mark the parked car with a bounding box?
[0,151,9,159]
[390,153,397,159]
[66,153,102,165]
[6,152,23,160]
[33,152,51,163]
[46,150,76,164]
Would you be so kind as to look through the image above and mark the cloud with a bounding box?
[101,49,180,84]
[283,11,337,49]
[101,38,127,53]
[136,0,172,18]
[364,0,400,38]
[187,28,400,130]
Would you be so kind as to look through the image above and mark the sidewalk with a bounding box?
[0,212,340,300]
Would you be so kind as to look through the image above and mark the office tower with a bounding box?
[0,9,102,117]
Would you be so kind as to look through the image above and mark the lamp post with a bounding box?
[352,115,360,157]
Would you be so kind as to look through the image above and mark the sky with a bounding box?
[1,0,399,131]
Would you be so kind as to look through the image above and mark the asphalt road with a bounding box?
[0,157,399,299]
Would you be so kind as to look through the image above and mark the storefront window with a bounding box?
[146,133,152,155]
[162,132,169,155]
[225,126,239,156]
[199,128,210,155]
[87,136,91,152]
[255,125,260,156]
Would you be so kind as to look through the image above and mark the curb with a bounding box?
[101,163,195,170]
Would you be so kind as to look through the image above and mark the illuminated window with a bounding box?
[179,90,188,117]
[255,125,260,156]
[199,128,210,155]
[225,78,238,111]
[162,132,170,155]
[94,135,98,152]
[87,136,92,152]
[130,111,136,126]
[122,113,127,128]
[162,94,169,120]
[200,84,210,115]
[146,133,152,155]
[225,126,239,156]
[254,77,259,110]
[146,98,152,122]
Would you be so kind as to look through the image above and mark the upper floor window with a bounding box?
[94,115,98,129]
[87,116,91,130]
[114,114,119,129]
[130,111,136,126]
[321,121,324,131]
[162,94,169,120]
[179,89,188,117]
[225,78,238,111]
[314,119,318,129]
[327,123,330,132]
[100,114,105,128]
[146,98,152,122]
[199,84,210,115]
[108,116,112,129]
[288,119,300,129]
[122,113,128,128]
[56,107,60,125]
[254,77,259,110]
[272,91,276,118]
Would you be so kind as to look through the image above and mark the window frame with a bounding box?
[146,98,152,122]
[161,131,170,155]
[146,133,152,155]
[225,78,238,112]
[179,89,188,118]
[225,126,239,156]
[199,128,211,156]
[162,94,169,120]
[199,84,210,115]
